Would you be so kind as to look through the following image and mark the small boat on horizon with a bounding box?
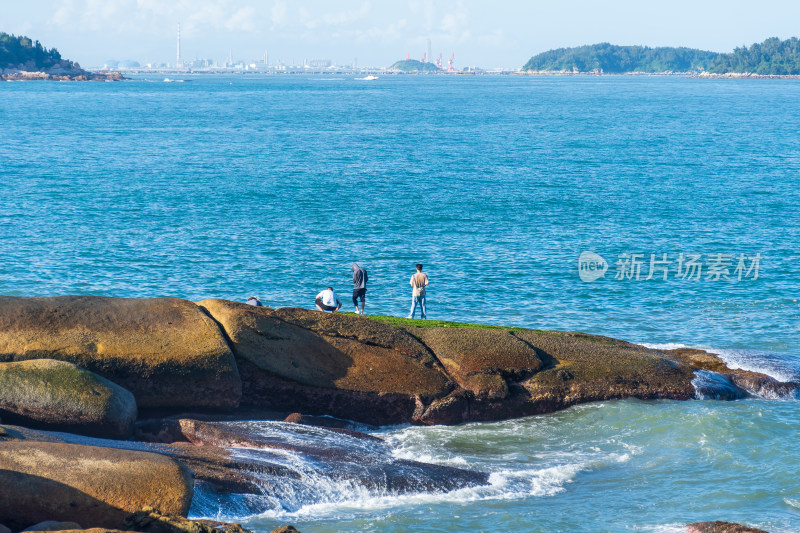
[356,75,379,81]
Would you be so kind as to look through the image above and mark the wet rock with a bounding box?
[0,441,193,531]
[283,412,358,429]
[22,521,82,532]
[163,418,488,494]
[691,370,749,401]
[0,359,136,439]
[270,527,300,533]
[123,506,251,533]
[0,296,241,409]
[667,347,799,399]
[686,521,769,533]
[728,373,798,399]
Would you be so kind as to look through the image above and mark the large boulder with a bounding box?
[197,301,453,424]
[0,296,241,409]
[0,359,137,439]
[0,441,194,531]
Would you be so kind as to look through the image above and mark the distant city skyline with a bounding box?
[2,0,800,69]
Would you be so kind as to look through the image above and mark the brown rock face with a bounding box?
[686,521,769,533]
[198,301,452,424]
[0,359,137,439]
[0,296,241,409]
[0,441,194,531]
[410,327,542,400]
[199,301,702,424]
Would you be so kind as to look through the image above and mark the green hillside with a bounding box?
[523,37,800,75]
[522,43,717,73]
[708,37,800,75]
[0,32,76,70]
[389,59,440,72]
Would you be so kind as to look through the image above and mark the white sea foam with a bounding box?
[642,342,800,383]
[246,460,588,522]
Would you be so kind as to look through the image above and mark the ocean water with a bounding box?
[2,74,800,532]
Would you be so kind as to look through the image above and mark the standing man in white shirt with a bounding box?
[315,286,342,313]
[407,263,429,319]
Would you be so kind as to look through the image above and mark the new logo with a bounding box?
[578,251,608,282]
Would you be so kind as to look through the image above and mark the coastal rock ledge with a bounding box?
[0,295,792,427]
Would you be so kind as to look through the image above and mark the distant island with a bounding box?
[0,32,120,81]
[523,37,800,76]
[388,59,440,73]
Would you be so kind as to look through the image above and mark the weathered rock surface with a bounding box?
[197,301,721,424]
[514,330,697,408]
[198,301,452,424]
[409,327,542,400]
[0,296,241,409]
[0,359,136,438]
[0,441,194,531]
[686,521,769,533]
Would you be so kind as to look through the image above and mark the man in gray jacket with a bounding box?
[352,263,368,315]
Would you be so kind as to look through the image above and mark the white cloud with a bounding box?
[225,6,257,32]
[271,0,288,28]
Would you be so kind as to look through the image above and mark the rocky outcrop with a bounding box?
[0,296,241,409]
[0,359,136,439]
[196,301,711,424]
[198,300,452,424]
[0,441,194,531]
[0,296,787,428]
[686,521,769,533]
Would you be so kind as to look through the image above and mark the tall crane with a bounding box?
[448,53,455,72]
[435,53,442,69]
[421,52,427,63]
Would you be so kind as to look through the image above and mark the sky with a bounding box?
[2,0,800,69]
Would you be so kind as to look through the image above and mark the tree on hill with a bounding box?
[708,37,800,75]
[389,59,440,72]
[0,32,76,70]
[522,43,718,73]
[522,37,800,75]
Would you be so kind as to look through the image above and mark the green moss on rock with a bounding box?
[0,359,136,439]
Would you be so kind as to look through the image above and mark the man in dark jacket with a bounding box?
[352,263,368,315]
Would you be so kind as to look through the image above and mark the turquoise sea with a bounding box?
[2,74,799,532]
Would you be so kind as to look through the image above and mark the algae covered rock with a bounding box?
[0,296,241,409]
[0,359,136,439]
[0,441,194,531]
[514,330,696,409]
